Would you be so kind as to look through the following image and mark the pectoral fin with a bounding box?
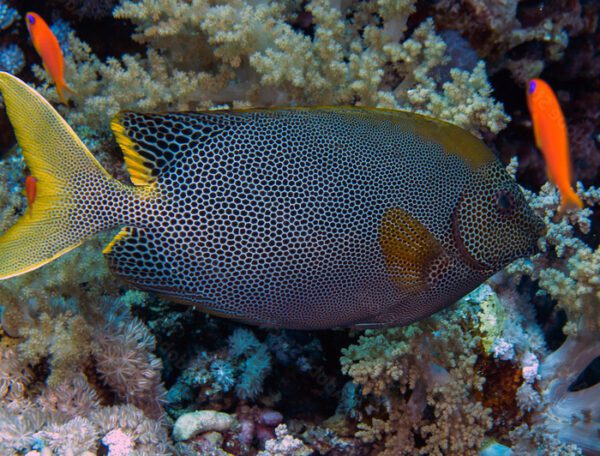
[379,207,449,295]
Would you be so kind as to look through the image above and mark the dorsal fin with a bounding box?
[110,111,250,186]
[111,112,175,185]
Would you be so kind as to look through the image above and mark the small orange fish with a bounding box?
[25,12,74,105]
[526,78,583,213]
[25,175,37,214]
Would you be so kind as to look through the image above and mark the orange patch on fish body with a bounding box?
[25,12,74,105]
[526,78,583,213]
[25,175,37,214]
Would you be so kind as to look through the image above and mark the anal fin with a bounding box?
[103,226,172,291]
[103,226,217,308]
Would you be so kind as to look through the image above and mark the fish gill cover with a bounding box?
[0,0,598,455]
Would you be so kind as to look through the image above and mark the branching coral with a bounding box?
[0,1,596,455]
[340,297,493,455]
[506,178,600,336]
[491,163,600,453]
[339,172,600,455]
[430,0,583,81]
[30,0,509,139]
[18,310,92,387]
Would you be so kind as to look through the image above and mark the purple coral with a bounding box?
[236,405,284,447]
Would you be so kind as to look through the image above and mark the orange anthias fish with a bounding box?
[25,175,37,214]
[25,12,74,105]
[526,78,583,213]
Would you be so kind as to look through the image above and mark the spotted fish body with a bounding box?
[0,73,543,329]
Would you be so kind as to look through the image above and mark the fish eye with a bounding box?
[495,190,514,216]
[528,80,536,95]
[27,15,35,24]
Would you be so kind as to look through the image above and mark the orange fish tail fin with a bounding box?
[56,82,76,105]
[0,72,124,279]
[558,188,584,215]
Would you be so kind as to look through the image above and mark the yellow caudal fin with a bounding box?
[0,72,119,279]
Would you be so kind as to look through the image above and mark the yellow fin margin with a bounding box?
[110,114,155,186]
[102,227,132,255]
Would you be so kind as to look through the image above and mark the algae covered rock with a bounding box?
[173,410,237,442]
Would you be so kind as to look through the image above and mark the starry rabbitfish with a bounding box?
[0,72,544,329]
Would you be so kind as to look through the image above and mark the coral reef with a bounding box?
[0,1,18,32]
[0,44,25,74]
[340,293,493,455]
[0,0,598,454]
[28,0,508,138]
[0,1,23,80]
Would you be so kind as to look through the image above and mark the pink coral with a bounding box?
[101,428,134,456]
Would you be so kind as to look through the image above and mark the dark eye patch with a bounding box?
[495,190,514,215]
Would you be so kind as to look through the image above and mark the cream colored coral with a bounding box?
[507,176,600,335]
[36,0,508,139]
[340,298,492,454]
